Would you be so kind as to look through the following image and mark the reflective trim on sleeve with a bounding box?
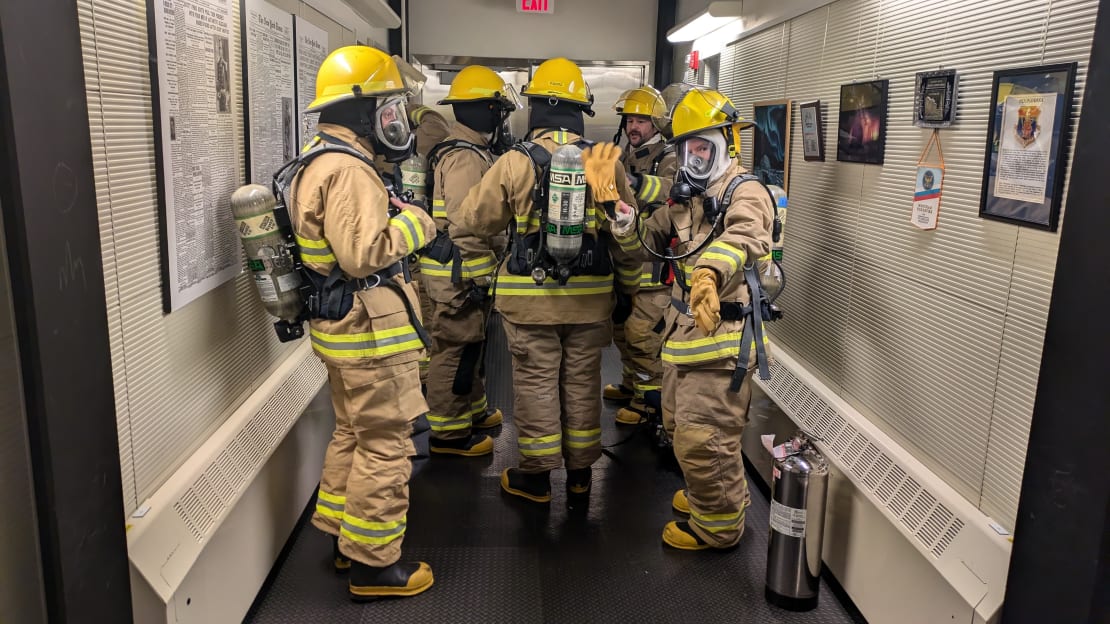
[296,234,337,264]
[431,199,447,220]
[389,209,427,253]
[700,241,746,273]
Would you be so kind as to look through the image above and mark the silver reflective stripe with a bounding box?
[300,246,334,258]
[317,497,344,512]
[311,331,419,352]
[520,438,562,452]
[663,336,741,358]
[393,212,423,251]
[341,519,407,539]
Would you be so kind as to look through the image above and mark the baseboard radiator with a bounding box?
[755,343,1012,623]
[127,341,330,624]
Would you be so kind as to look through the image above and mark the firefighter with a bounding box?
[420,65,521,456]
[294,46,438,599]
[637,87,773,550]
[452,57,641,506]
[603,86,676,427]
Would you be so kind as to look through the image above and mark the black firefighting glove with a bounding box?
[612,290,633,324]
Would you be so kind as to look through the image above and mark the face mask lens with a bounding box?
[679,138,716,179]
[375,99,412,151]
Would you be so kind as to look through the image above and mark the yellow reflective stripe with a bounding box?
[411,106,430,124]
[515,213,542,234]
[495,275,613,297]
[690,508,744,532]
[316,505,344,520]
[471,396,488,410]
[296,234,337,263]
[417,254,497,278]
[343,514,406,531]
[637,175,661,202]
[427,413,472,431]
[613,223,642,252]
[340,515,406,544]
[662,332,743,364]
[563,427,601,449]
[552,130,569,144]
[390,209,426,253]
[617,266,641,287]
[431,199,447,219]
[640,271,664,287]
[417,257,454,277]
[757,253,773,262]
[519,432,562,456]
[316,489,345,519]
[702,241,746,271]
[635,383,662,392]
[310,326,424,359]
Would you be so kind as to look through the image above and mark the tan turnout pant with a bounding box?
[613,289,668,398]
[312,362,426,567]
[663,362,754,548]
[502,320,611,472]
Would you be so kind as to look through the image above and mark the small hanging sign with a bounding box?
[911,129,945,230]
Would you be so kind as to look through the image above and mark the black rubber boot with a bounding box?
[430,433,493,457]
[500,468,551,503]
[566,467,592,511]
[332,535,351,573]
[349,560,434,601]
[472,407,503,429]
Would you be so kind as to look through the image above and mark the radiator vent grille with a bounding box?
[763,361,966,558]
[173,354,324,543]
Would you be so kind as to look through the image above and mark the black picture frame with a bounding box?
[752,99,792,191]
[914,69,958,128]
[978,62,1076,232]
[799,100,824,162]
[836,79,889,165]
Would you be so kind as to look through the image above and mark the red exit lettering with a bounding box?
[519,0,552,13]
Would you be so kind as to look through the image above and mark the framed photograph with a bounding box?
[836,80,889,165]
[799,100,824,161]
[752,99,792,191]
[914,69,958,128]
[979,63,1076,231]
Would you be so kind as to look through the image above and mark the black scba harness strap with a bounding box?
[419,139,491,284]
[667,174,781,388]
[271,131,429,347]
[506,136,613,284]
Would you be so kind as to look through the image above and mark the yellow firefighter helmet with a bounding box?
[669,87,752,157]
[439,65,522,109]
[521,57,593,106]
[306,46,422,112]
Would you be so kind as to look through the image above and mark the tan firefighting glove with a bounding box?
[582,142,622,203]
[689,267,721,335]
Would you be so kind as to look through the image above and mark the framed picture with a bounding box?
[799,100,824,161]
[836,80,889,165]
[914,69,958,128]
[979,63,1076,231]
[752,99,792,191]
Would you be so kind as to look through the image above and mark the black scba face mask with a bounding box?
[372,97,416,163]
[491,108,515,155]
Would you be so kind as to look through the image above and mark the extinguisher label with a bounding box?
[254,273,278,303]
[770,499,807,538]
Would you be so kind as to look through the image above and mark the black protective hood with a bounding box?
[527,98,587,136]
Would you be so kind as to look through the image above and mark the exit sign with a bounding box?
[518,0,552,13]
